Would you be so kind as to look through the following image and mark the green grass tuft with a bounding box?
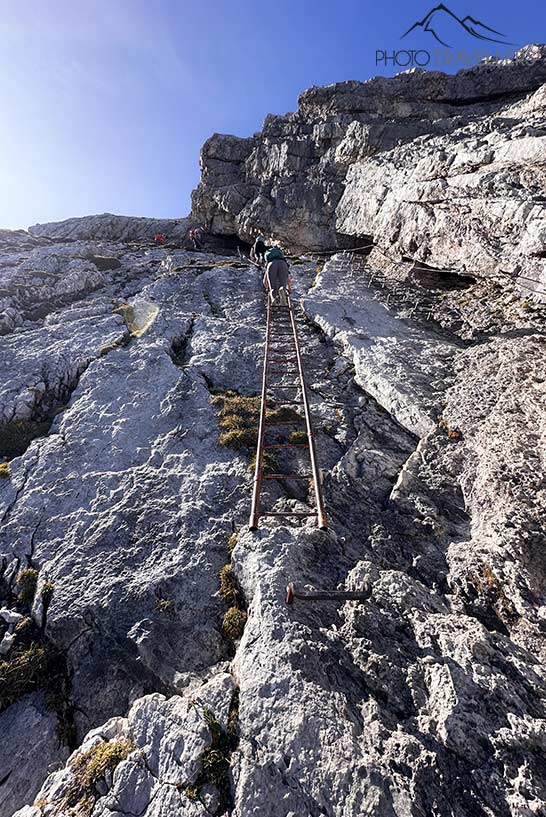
[265,406,302,424]
[155,597,176,618]
[212,391,261,451]
[64,739,135,812]
[41,581,55,605]
[247,451,278,475]
[186,702,238,811]
[222,607,247,640]
[17,568,39,607]
[219,428,258,449]
[219,565,239,604]
[0,643,51,713]
[288,430,308,445]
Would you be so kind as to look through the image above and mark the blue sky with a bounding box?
[0,0,542,229]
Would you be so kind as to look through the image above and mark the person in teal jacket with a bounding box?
[265,246,289,305]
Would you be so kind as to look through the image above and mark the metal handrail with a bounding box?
[249,299,272,530]
[287,293,327,530]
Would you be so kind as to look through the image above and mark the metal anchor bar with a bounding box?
[285,582,371,605]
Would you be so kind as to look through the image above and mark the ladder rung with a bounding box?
[264,420,305,426]
[266,400,302,405]
[262,474,312,480]
[269,359,297,363]
[267,385,300,390]
[261,512,316,517]
[264,443,309,449]
[267,369,298,374]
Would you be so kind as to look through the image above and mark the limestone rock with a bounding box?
[28,214,190,243]
[3,42,546,817]
[1,231,545,817]
[0,696,69,816]
[16,674,236,817]
[303,256,458,436]
[192,44,546,298]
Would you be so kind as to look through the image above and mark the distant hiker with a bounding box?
[154,233,166,245]
[188,227,204,250]
[251,235,268,266]
[265,246,290,305]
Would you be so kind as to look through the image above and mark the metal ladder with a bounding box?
[249,294,327,531]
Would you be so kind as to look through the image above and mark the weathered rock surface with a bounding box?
[28,214,191,243]
[0,695,69,813]
[193,45,546,300]
[2,45,546,817]
[0,221,543,816]
[304,260,459,436]
[16,673,236,817]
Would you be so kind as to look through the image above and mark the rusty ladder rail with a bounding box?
[249,293,327,531]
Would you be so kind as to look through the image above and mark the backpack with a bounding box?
[265,246,284,262]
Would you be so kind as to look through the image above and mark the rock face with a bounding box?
[28,213,191,243]
[193,45,546,298]
[0,695,69,816]
[2,48,546,817]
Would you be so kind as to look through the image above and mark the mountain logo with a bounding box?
[401,3,514,48]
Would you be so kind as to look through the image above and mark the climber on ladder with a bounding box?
[249,263,328,531]
[264,246,290,305]
[251,234,268,267]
